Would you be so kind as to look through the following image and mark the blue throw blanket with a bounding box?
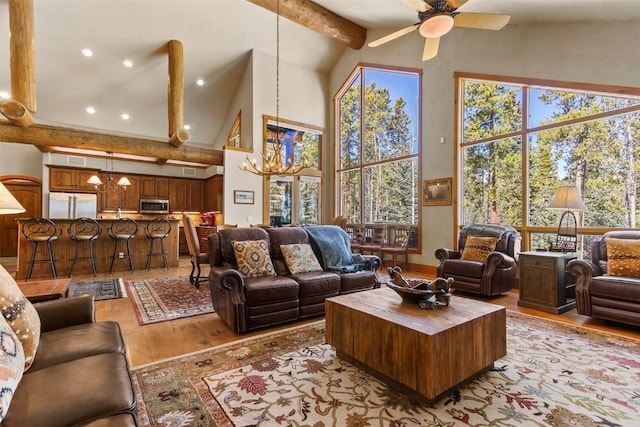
[304,225,363,273]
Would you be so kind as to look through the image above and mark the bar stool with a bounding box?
[68,217,101,277]
[107,218,137,274]
[145,218,171,271]
[22,218,61,280]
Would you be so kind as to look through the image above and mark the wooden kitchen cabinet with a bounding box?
[518,251,577,314]
[140,176,169,199]
[203,174,223,212]
[99,175,140,212]
[169,178,202,212]
[49,166,99,192]
[196,226,217,254]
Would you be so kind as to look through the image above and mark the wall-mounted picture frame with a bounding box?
[234,190,254,205]
[423,177,452,206]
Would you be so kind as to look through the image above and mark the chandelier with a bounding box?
[87,152,131,192]
[241,0,306,177]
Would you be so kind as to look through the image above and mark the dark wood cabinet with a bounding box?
[203,175,223,212]
[518,251,577,314]
[49,166,99,192]
[169,178,202,212]
[196,226,217,254]
[140,176,169,199]
[99,176,140,211]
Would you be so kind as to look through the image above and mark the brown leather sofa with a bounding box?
[435,223,521,296]
[3,294,137,427]
[208,226,381,334]
[567,231,640,326]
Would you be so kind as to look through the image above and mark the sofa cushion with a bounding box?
[0,265,40,372]
[232,240,276,277]
[29,321,125,372]
[605,237,640,277]
[244,275,299,306]
[281,243,323,274]
[3,353,136,427]
[0,316,24,423]
[78,413,138,427]
[461,236,498,261]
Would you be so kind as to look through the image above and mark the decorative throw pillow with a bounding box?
[0,315,24,422]
[605,237,640,277]
[461,235,498,262]
[232,240,276,278]
[0,265,40,372]
[280,244,323,274]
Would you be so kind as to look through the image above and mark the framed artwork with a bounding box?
[423,177,452,206]
[234,190,254,205]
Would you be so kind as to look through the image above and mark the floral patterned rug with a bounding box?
[125,276,213,325]
[131,313,640,426]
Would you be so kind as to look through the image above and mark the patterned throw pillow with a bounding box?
[0,265,40,372]
[232,240,276,278]
[280,244,323,274]
[461,235,499,262]
[605,237,640,277]
[0,315,24,422]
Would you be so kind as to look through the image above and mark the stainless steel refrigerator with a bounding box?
[48,192,98,219]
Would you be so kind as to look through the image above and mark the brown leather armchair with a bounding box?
[435,223,521,296]
[567,231,640,326]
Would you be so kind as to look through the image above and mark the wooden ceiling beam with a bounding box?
[9,0,36,113]
[167,39,190,147]
[0,122,223,166]
[247,0,366,50]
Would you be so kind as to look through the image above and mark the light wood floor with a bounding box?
[2,256,638,368]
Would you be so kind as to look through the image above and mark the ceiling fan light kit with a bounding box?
[419,14,454,38]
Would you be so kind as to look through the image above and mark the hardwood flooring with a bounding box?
[1,256,637,368]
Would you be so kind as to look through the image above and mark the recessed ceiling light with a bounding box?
[86,106,96,114]
[123,59,133,68]
[82,48,93,57]
[196,79,204,86]
[0,91,10,99]
[121,113,130,120]
[184,124,191,130]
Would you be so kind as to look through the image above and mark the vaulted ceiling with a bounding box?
[0,0,638,167]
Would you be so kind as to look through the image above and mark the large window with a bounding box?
[335,66,421,248]
[458,73,640,254]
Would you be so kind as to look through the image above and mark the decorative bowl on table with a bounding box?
[385,276,453,309]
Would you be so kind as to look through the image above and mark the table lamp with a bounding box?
[548,185,587,252]
[0,182,26,214]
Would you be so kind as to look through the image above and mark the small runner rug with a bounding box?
[68,278,126,301]
[131,312,640,427]
[126,276,214,325]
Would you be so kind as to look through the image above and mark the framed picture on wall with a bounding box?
[423,177,452,206]
[234,190,254,205]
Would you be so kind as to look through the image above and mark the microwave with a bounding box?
[139,199,170,214]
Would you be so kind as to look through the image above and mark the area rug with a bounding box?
[68,277,126,301]
[126,276,214,325]
[131,312,640,426]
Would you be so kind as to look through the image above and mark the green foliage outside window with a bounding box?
[337,67,420,228]
[460,76,640,253]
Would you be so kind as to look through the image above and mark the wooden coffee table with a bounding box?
[16,278,71,302]
[325,287,506,402]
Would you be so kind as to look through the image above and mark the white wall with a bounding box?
[0,143,43,178]
[330,20,640,267]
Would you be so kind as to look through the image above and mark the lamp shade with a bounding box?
[0,182,26,215]
[87,175,103,185]
[548,186,587,211]
[117,177,131,186]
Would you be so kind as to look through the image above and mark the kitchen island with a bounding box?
[15,218,180,280]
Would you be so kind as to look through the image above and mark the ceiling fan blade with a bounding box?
[403,0,431,12]
[447,0,470,9]
[368,24,418,48]
[422,37,440,61]
[454,12,510,30]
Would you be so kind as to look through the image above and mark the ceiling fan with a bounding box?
[368,0,510,61]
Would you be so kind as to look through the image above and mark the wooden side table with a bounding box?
[17,278,71,303]
[518,251,577,314]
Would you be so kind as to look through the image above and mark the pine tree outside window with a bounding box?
[458,73,640,259]
[336,65,421,249]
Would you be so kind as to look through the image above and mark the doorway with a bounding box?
[0,176,42,257]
